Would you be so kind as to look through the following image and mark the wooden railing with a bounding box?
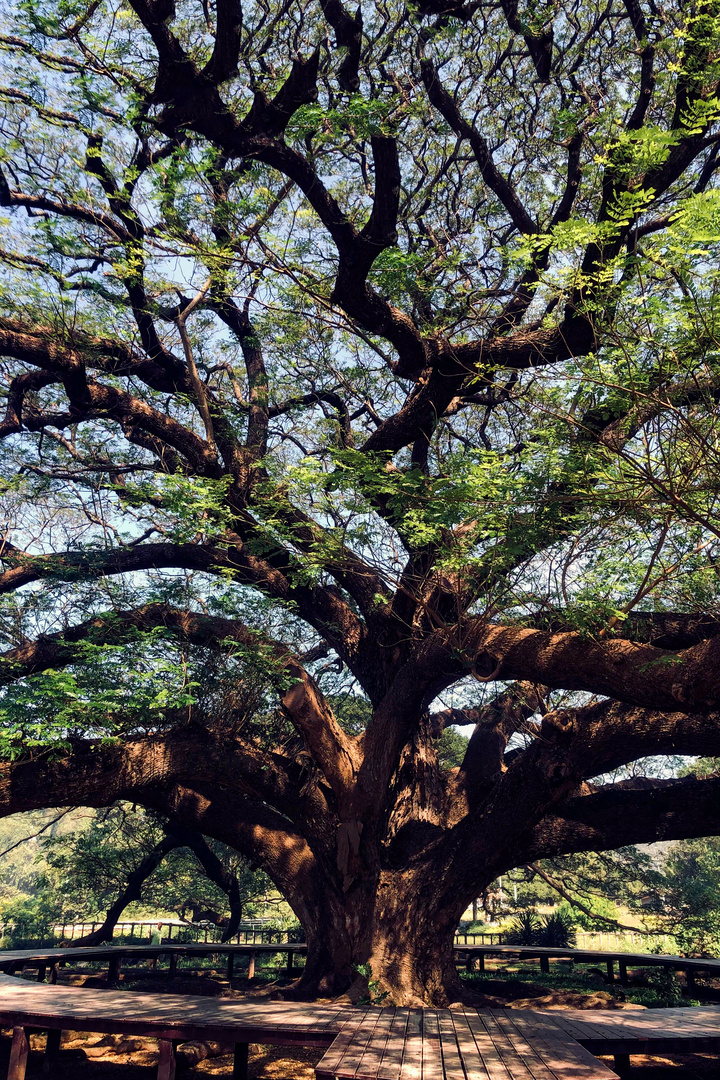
[0,922,674,954]
[0,921,302,947]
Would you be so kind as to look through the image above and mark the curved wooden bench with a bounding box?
[453,943,720,991]
[4,940,717,990]
[1,945,720,1079]
[0,941,307,983]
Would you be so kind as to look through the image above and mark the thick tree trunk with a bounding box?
[286,866,472,1006]
[367,870,465,1006]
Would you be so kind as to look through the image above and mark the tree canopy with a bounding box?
[1,0,720,1005]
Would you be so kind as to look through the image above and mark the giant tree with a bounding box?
[2,0,720,1005]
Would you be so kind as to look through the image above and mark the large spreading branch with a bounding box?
[0,603,359,803]
[523,775,720,862]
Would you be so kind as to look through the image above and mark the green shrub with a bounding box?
[647,968,683,1006]
[504,910,541,945]
[537,912,576,947]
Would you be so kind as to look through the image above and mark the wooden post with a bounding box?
[606,960,615,984]
[619,960,628,985]
[37,965,46,983]
[8,1026,29,1080]
[478,952,485,972]
[108,955,122,983]
[247,951,255,980]
[233,1042,249,1080]
[227,952,234,981]
[50,964,59,985]
[157,1040,176,1080]
[43,1029,62,1074]
[540,955,550,974]
[285,950,294,976]
[686,968,696,993]
[613,1053,631,1077]
[465,952,474,972]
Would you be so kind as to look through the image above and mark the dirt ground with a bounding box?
[1,967,718,1077]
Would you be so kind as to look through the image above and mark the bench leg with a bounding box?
[247,951,255,980]
[540,956,549,973]
[285,951,294,977]
[478,952,485,972]
[157,1039,176,1080]
[227,953,234,981]
[606,960,614,984]
[613,1053,631,1077]
[43,1029,62,1074]
[36,965,46,983]
[619,960,628,985]
[8,1026,29,1080]
[686,968,696,994]
[168,953,178,978]
[49,964,59,985]
[233,1042,249,1080]
[108,956,122,983]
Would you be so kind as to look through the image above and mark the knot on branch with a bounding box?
[540,709,575,740]
[472,653,502,682]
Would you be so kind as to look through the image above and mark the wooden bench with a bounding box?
[454,943,720,990]
[5,942,719,991]
[2,946,720,1079]
[0,973,359,1080]
[0,942,306,984]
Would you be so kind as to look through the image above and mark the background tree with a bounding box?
[2,0,720,1006]
[37,805,271,944]
[0,805,272,942]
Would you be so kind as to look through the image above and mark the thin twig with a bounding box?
[176,278,216,451]
[0,809,73,858]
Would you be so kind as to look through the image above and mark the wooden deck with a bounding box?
[0,977,620,1080]
[1,948,720,1079]
[315,1007,619,1080]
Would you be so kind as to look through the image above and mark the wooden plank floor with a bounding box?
[543,1005,720,1055]
[316,1009,618,1080]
